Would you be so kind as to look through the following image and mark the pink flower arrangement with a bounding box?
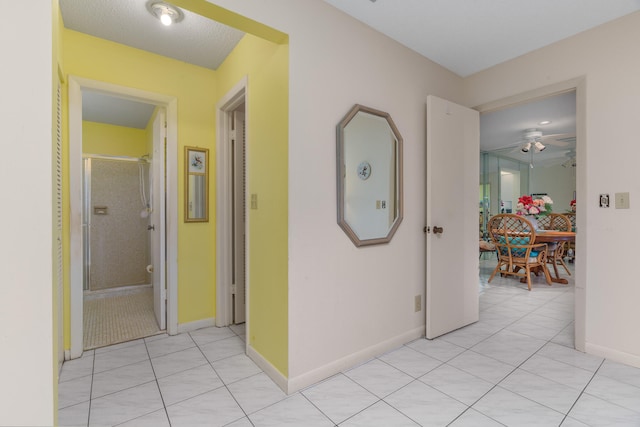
[516,195,553,216]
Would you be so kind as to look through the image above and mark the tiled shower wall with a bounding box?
[89,158,149,290]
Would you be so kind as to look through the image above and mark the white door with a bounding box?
[232,110,246,324]
[151,109,166,330]
[426,95,479,339]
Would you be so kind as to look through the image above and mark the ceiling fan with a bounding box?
[515,128,573,153]
[493,128,575,168]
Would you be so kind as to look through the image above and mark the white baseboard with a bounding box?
[177,317,216,334]
[286,326,425,394]
[585,342,640,369]
[247,345,289,393]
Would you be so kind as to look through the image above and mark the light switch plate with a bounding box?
[615,192,630,209]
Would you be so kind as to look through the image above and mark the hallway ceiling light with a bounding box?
[147,1,184,26]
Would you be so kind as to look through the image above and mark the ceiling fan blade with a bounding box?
[540,133,576,147]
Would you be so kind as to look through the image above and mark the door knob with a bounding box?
[147,225,155,231]
[433,226,444,234]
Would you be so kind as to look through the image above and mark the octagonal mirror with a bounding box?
[337,104,403,247]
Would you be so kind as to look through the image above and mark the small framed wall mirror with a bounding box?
[337,104,403,247]
[185,146,209,222]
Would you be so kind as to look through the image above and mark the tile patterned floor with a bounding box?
[59,260,640,426]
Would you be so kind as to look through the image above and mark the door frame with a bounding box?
[216,77,248,329]
[474,77,586,352]
[68,76,179,358]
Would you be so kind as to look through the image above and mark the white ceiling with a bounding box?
[62,0,636,163]
[60,0,244,70]
[323,0,640,77]
[480,91,576,167]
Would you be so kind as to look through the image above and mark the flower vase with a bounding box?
[524,215,538,231]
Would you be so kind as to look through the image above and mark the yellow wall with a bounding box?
[61,3,289,377]
[83,121,148,157]
[62,28,218,332]
[216,34,290,375]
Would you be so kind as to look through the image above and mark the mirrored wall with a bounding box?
[479,152,530,237]
[480,151,576,237]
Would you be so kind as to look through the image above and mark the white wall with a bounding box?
[0,2,55,425]
[207,0,464,388]
[465,11,640,367]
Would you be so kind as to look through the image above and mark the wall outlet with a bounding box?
[414,295,422,312]
[250,193,258,210]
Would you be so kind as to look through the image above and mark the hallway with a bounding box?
[58,262,640,426]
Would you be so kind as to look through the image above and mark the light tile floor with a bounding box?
[59,260,640,426]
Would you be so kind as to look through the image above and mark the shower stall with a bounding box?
[82,155,151,292]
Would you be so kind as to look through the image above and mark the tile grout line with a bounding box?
[558,358,605,426]
[87,350,95,427]
[190,329,253,426]
[142,336,172,427]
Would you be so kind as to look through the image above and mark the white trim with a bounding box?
[165,99,179,336]
[585,342,640,369]
[285,326,424,394]
[473,77,586,353]
[68,78,83,359]
[177,318,216,334]
[247,345,288,393]
[68,76,179,358]
[215,76,248,328]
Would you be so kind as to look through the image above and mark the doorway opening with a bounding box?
[216,78,248,328]
[478,86,581,349]
[68,76,179,358]
[82,154,160,349]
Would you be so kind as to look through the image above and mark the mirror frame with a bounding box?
[184,146,209,222]
[336,104,403,247]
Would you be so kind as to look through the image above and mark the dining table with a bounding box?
[534,230,576,284]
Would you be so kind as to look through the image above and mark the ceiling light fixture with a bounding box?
[521,141,531,153]
[534,141,546,152]
[147,1,184,26]
[538,120,552,126]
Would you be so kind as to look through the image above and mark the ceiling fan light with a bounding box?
[521,142,531,153]
[534,141,546,151]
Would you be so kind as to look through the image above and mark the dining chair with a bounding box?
[537,213,572,276]
[487,214,551,291]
